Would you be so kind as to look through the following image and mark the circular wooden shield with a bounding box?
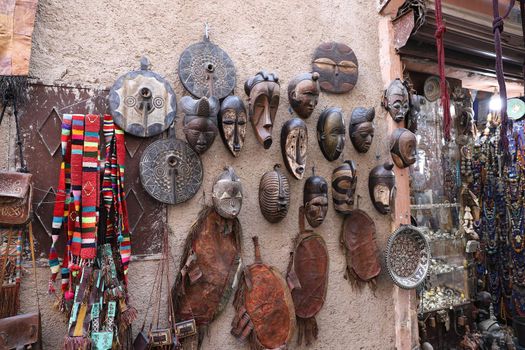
[178,38,236,99]
[109,59,177,138]
[311,42,358,94]
[140,138,202,204]
[508,98,525,120]
[386,225,430,289]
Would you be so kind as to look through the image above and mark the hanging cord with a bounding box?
[28,223,41,311]
[434,0,452,141]
[520,0,525,96]
[492,0,516,161]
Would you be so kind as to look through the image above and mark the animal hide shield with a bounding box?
[286,207,328,346]
[231,236,295,350]
[341,209,381,287]
[172,207,242,348]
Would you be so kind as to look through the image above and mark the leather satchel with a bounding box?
[0,172,33,225]
[0,310,41,350]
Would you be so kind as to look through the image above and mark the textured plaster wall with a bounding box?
[17,0,397,349]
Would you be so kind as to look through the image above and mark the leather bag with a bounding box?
[0,224,41,350]
[0,172,33,225]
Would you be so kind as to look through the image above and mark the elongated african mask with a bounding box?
[281,118,308,179]
[312,42,359,94]
[390,128,417,168]
[304,170,328,227]
[245,71,280,149]
[349,107,375,153]
[212,166,243,219]
[181,96,220,155]
[259,165,290,223]
[287,72,320,118]
[383,79,409,123]
[219,96,247,157]
[331,160,357,215]
[369,162,396,215]
[317,107,345,161]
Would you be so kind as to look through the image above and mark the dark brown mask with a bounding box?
[369,162,396,214]
[259,164,290,223]
[312,42,358,94]
[181,96,220,155]
[383,79,409,123]
[331,160,357,215]
[303,171,328,227]
[245,71,280,149]
[212,166,243,219]
[317,107,345,161]
[390,128,417,168]
[349,107,375,153]
[281,118,308,179]
[218,96,247,157]
[287,72,320,118]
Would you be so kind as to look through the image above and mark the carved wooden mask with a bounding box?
[390,128,417,168]
[212,166,243,219]
[312,42,359,94]
[349,107,375,153]
[383,79,409,123]
[317,107,345,161]
[331,160,357,215]
[244,71,280,149]
[287,72,320,118]
[219,96,247,157]
[181,96,219,155]
[303,171,328,227]
[369,162,396,215]
[259,165,290,223]
[281,118,308,180]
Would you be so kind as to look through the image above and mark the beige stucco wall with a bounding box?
[15,0,397,349]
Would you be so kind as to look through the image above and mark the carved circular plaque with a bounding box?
[178,38,236,99]
[109,58,177,138]
[140,138,203,204]
[312,42,358,94]
[423,76,440,102]
[386,225,430,289]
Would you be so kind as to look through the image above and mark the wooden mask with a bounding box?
[259,165,290,223]
[181,96,219,155]
[212,166,243,219]
[383,79,409,123]
[244,71,280,149]
[312,42,359,94]
[287,72,320,118]
[368,162,396,215]
[331,160,357,215]
[303,170,328,227]
[349,107,375,153]
[281,118,308,179]
[390,128,417,168]
[317,107,345,161]
[218,96,247,157]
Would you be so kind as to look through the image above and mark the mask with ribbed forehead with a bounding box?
[259,164,290,223]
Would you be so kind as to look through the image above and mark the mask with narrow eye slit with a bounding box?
[312,42,359,94]
[287,72,320,118]
[281,118,308,180]
[219,96,247,157]
[349,107,375,153]
[212,166,243,219]
[317,107,346,161]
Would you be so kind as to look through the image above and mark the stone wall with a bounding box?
[15,0,397,348]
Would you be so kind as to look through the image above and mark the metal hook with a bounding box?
[204,22,210,40]
[356,194,361,209]
[312,166,316,176]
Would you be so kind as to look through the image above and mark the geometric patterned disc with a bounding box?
[178,38,236,99]
[139,138,202,204]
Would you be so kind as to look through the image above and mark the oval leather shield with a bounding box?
[178,37,236,99]
[139,138,202,204]
[341,209,381,284]
[109,57,177,137]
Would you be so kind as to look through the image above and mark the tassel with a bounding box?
[63,336,91,350]
[0,283,20,318]
[119,301,137,329]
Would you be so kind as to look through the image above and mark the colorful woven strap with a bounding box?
[70,115,85,257]
[80,114,100,260]
[115,125,131,282]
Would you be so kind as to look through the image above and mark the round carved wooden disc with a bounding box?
[140,138,203,204]
[109,61,177,138]
[312,42,358,94]
[178,38,236,99]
